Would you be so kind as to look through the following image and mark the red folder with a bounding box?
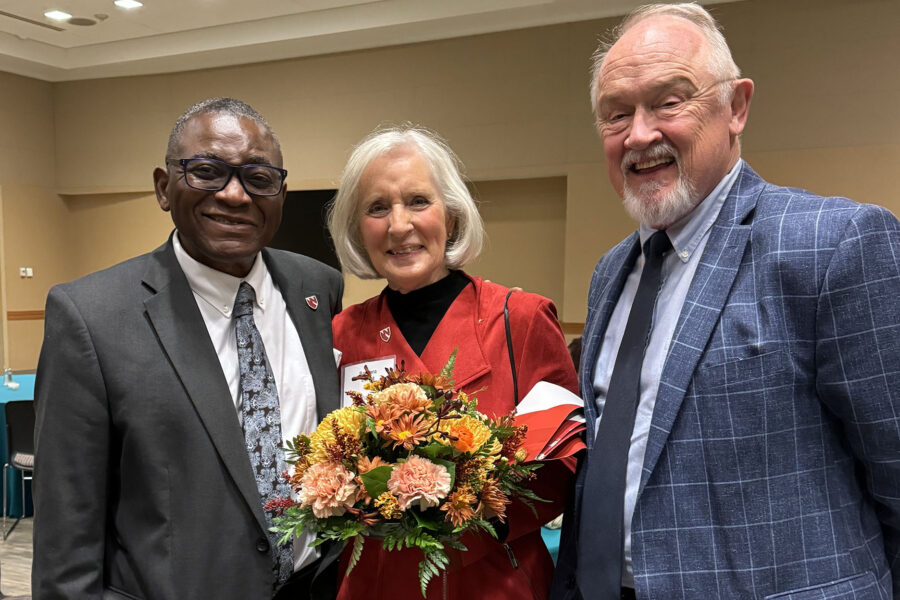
[513,382,587,462]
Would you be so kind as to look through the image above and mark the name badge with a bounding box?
[340,356,396,407]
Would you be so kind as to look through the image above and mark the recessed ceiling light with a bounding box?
[44,10,73,20]
[114,0,143,8]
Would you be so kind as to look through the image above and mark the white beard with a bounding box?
[620,143,699,228]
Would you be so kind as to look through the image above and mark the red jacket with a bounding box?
[331,274,578,599]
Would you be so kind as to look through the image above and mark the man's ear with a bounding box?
[729,78,754,137]
[153,166,171,211]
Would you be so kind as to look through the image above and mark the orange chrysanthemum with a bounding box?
[415,372,453,392]
[366,402,401,436]
[477,476,510,522]
[440,485,477,527]
[386,413,430,450]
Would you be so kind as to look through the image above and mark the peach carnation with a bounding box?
[299,461,358,518]
[373,382,428,407]
[391,384,433,412]
[387,455,452,511]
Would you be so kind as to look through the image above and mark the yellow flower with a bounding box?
[435,415,492,453]
[374,492,403,519]
[307,408,365,465]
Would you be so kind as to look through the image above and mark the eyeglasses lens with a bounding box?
[183,159,283,195]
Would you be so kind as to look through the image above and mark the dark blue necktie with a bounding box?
[577,230,671,599]
[234,282,294,584]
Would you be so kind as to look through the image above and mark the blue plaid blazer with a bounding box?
[552,164,900,600]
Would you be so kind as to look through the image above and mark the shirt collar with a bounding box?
[639,159,743,262]
[172,232,270,317]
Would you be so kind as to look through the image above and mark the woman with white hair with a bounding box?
[328,125,578,599]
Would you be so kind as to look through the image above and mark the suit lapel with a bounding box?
[639,165,764,490]
[265,251,341,422]
[141,241,267,533]
[580,234,642,449]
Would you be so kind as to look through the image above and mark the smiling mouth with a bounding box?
[388,245,423,256]
[206,214,253,226]
[630,157,675,174]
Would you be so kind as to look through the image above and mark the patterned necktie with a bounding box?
[577,230,671,599]
[233,282,294,584]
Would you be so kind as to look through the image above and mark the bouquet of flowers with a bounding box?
[267,351,542,596]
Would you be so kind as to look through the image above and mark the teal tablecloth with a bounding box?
[1,373,35,518]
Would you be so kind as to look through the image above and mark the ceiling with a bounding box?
[0,0,733,82]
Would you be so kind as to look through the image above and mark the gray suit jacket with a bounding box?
[32,237,343,600]
[552,164,900,599]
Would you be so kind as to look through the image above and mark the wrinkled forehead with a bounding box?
[176,113,282,166]
[600,16,712,89]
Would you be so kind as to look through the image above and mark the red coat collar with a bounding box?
[369,274,491,389]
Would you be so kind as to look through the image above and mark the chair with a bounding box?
[3,400,34,540]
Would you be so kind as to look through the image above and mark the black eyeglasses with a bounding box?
[168,158,287,196]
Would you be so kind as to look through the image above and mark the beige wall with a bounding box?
[0,72,65,370]
[61,192,172,275]
[467,177,567,309]
[1,0,898,369]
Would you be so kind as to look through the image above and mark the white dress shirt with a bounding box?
[173,233,319,571]
[592,160,743,587]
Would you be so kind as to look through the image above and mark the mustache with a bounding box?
[621,142,680,174]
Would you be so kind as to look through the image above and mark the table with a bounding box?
[1,374,34,518]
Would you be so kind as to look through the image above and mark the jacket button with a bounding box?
[256,538,270,553]
[567,574,577,589]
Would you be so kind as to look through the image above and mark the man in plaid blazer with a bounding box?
[552,4,900,600]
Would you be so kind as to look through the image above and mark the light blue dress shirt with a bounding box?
[591,159,743,587]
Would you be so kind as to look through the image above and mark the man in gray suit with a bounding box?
[33,98,343,599]
[552,4,900,600]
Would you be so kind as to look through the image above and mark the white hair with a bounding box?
[327,125,484,279]
[589,2,742,114]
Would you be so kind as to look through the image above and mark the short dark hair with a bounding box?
[165,97,281,161]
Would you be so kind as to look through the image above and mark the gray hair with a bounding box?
[589,3,741,114]
[328,125,484,279]
[165,97,282,162]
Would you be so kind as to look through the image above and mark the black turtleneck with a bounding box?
[385,270,471,356]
